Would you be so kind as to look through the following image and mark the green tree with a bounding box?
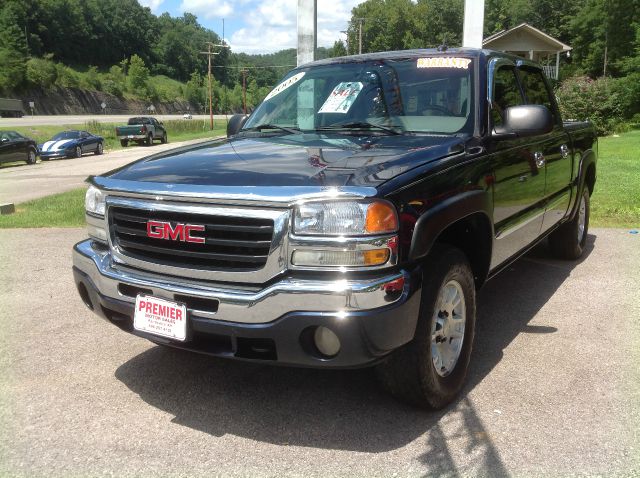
[330,40,348,57]
[0,3,27,92]
[128,54,149,91]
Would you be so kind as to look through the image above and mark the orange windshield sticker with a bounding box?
[417,57,472,69]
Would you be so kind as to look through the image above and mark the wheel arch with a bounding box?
[408,190,494,289]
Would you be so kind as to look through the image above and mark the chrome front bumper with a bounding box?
[73,239,410,325]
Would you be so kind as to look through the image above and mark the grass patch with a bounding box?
[0,188,85,228]
[590,130,640,228]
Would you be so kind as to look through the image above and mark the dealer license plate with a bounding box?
[134,295,187,341]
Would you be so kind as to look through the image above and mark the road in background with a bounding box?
[0,114,230,127]
[0,137,216,204]
[0,228,638,477]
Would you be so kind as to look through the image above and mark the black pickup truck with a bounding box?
[73,49,596,409]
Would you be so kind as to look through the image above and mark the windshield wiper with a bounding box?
[316,121,404,135]
[241,124,300,135]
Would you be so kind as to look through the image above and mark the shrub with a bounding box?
[25,57,57,89]
[555,76,625,136]
[79,66,102,91]
[55,63,79,88]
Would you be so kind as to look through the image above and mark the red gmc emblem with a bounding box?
[146,220,206,244]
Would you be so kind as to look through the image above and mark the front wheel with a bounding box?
[94,142,103,155]
[26,148,37,165]
[548,187,590,260]
[376,245,476,409]
[161,132,167,144]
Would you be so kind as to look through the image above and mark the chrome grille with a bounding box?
[110,206,274,271]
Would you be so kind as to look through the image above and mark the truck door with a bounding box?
[517,64,573,233]
[488,60,546,268]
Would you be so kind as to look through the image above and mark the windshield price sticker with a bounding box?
[134,295,187,341]
[417,57,472,69]
[264,72,306,101]
[318,82,364,114]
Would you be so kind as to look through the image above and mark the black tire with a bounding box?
[161,132,167,144]
[376,245,476,409]
[548,187,590,260]
[25,147,37,165]
[94,142,103,155]
[120,139,128,147]
[146,133,153,146]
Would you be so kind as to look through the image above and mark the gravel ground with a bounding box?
[0,227,638,477]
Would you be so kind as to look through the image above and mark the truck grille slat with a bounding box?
[110,206,274,271]
[112,211,272,234]
[118,238,268,263]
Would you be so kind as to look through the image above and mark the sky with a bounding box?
[138,0,363,54]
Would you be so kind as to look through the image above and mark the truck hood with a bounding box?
[105,133,465,188]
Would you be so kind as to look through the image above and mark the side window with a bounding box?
[491,66,523,127]
[518,67,558,123]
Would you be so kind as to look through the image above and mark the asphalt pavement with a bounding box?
[0,227,638,477]
[0,137,217,205]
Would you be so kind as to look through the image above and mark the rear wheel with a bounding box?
[376,245,476,409]
[146,134,153,146]
[75,146,82,158]
[548,187,590,260]
[120,139,128,147]
[94,142,103,155]
[25,148,37,165]
[161,132,167,144]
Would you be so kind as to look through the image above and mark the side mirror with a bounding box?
[227,114,249,137]
[493,105,554,138]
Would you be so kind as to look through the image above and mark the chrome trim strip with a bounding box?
[74,239,408,324]
[90,177,377,207]
[105,196,290,284]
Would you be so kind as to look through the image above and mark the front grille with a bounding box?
[110,206,274,271]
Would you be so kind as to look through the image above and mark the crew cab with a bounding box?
[73,49,597,408]
[115,117,167,147]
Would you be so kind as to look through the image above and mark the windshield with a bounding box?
[52,131,80,140]
[243,56,474,135]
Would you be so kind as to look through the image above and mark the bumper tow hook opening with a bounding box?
[77,281,94,310]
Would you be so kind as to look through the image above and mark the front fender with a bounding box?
[408,189,493,261]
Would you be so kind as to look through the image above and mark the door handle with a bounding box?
[534,152,545,169]
[560,144,569,158]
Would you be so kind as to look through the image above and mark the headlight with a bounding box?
[294,200,398,236]
[85,185,106,217]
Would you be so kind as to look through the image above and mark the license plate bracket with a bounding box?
[133,295,187,342]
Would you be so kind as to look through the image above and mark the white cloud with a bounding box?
[229,0,362,53]
[180,0,234,19]
[138,0,165,12]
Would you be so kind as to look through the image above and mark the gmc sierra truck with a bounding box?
[73,49,597,409]
[115,116,167,147]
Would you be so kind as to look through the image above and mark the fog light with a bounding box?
[292,248,390,267]
[314,326,341,357]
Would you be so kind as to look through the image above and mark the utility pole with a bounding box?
[353,18,365,54]
[200,41,228,130]
[241,69,248,114]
